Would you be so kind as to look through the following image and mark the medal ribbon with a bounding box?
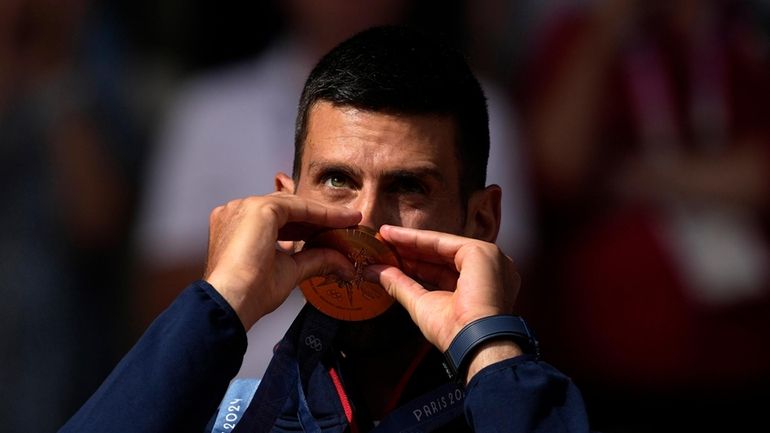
[230,304,338,433]
[227,304,463,432]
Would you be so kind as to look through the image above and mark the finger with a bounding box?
[378,225,467,264]
[277,221,330,241]
[276,240,296,254]
[365,264,428,318]
[292,247,355,283]
[398,258,460,292]
[380,225,507,277]
[388,248,453,266]
[274,195,361,228]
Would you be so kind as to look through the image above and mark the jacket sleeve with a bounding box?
[463,355,591,433]
[59,280,248,433]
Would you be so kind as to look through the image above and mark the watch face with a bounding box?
[298,225,401,321]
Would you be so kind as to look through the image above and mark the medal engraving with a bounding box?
[299,226,400,321]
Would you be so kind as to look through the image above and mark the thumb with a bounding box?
[365,264,427,319]
[293,248,355,284]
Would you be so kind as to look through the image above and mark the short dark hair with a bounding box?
[293,26,490,202]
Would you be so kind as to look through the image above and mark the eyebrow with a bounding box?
[307,162,361,178]
[385,168,445,187]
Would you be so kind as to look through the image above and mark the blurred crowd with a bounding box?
[1,0,769,432]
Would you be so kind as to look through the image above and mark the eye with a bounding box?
[389,177,427,195]
[322,173,352,189]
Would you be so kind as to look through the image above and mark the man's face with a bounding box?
[292,101,466,234]
[279,100,499,351]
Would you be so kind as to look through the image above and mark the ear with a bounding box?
[275,172,295,193]
[463,184,501,243]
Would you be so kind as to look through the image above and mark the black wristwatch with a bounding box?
[442,315,540,382]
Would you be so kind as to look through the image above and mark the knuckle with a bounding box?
[462,242,492,259]
[209,205,224,223]
[267,205,285,223]
[257,199,284,220]
[480,242,508,262]
[245,195,264,204]
[225,198,242,209]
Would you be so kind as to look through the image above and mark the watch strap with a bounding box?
[443,315,539,382]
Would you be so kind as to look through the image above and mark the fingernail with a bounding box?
[378,225,394,237]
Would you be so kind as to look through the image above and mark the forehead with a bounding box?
[301,101,459,179]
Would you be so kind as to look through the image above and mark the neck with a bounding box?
[334,306,430,419]
[342,332,431,420]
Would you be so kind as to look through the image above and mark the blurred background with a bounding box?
[1,0,769,432]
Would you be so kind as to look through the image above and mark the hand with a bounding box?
[366,225,521,354]
[204,193,361,329]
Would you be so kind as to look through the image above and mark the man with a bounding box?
[60,26,589,432]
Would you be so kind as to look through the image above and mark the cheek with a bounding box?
[397,202,464,233]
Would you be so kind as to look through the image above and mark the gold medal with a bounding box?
[299,225,400,321]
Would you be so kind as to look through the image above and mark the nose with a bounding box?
[353,187,398,231]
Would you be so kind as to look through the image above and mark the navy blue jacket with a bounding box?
[60,281,591,432]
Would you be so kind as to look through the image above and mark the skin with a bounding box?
[205,101,522,394]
